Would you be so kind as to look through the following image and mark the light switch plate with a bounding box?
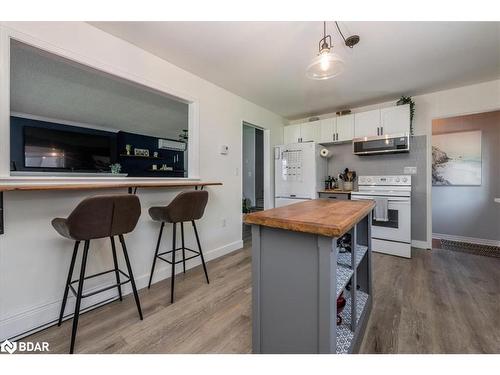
[404,166,417,175]
[220,145,229,155]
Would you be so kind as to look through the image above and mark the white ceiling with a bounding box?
[10,40,189,139]
[89,21,500,120]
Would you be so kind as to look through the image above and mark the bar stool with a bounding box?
[52,194,143,354]
[147,190,209,303]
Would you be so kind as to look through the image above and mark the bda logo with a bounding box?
[1,339,17,354]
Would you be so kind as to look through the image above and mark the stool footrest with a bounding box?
[156,247,201,265]
[158,247,200,257]
[69,268,131,299]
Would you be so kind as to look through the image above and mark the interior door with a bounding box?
[336,114,354,142]
[354,109,381,138]
[284,124,301,144]
[381,104,410,135]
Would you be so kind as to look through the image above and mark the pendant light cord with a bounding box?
[335,21,348,45]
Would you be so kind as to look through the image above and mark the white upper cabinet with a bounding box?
[380,104,410,135]
[319,118,335,143]
[336,114,354,142]
[284,124,301,144]
[354,109,381,138]
[300,120,321,142]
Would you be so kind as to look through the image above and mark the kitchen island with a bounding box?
[244,199,375,354]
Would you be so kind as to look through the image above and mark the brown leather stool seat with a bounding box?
[52,194,143,354]
[147,190,209,303]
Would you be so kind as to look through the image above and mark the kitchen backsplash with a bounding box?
[325,135,427,243]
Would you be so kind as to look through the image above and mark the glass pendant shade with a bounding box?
[306,49,345,80]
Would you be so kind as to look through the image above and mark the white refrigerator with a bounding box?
[274,142,326,208]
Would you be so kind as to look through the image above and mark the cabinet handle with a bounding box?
[336,133,339,141]
[381,126,384,135]
[328,196,338,199]
[377,127,380,136]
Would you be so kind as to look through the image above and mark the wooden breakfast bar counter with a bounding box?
[0,179,222,234]
[244,199,375,354]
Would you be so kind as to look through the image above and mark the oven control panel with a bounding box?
[358,175,411,186]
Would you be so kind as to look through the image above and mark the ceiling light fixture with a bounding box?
[306,21,345,80]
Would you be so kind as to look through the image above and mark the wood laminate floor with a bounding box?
[22,241,500,354]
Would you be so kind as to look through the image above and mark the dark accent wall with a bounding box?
[432,111,500,241]
[325,135,428,242]
[10,116,117,172]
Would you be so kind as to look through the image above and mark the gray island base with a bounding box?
[245,199,374,354]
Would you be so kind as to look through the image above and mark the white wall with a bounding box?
[287,79,500,247]
[0,22,284,340]
[242,125,256,205]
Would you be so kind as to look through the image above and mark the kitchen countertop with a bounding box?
[244,199,375,237]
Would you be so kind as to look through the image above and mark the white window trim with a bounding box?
[0,25,200,180]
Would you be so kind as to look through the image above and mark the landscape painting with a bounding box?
[432,130,482,186]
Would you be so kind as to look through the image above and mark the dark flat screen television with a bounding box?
[23,126,112,172]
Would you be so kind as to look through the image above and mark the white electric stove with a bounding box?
[351,175,412,258]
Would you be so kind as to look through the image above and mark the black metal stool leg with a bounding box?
[170,223,177,303]
[119,234,143,320]
[148,222,164,288]
[58,240,80,326]
[110,236,123,301]
[192,221,209,284]
[181,222,186,273]
[70,240,90,354]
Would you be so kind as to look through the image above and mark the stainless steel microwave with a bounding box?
[353,134,410,155]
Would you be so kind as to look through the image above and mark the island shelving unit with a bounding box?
[244,199,374,354]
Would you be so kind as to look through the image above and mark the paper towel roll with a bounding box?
[320,148,331,158]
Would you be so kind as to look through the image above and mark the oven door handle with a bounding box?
[352,196,410,203]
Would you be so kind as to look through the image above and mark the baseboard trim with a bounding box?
[0,239,244,341]
[432,233,500,247]
[411,240,430,249]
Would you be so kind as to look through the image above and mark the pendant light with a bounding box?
[306,21,345,80]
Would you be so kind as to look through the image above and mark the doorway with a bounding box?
[242,122,264,213]
[431,110,500,256]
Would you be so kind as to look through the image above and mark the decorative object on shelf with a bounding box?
[338,168,356,191]
[125,144,132,156]
[336,292,346,325]
[134,148,150,157]
[396,96,415,135]
[336,109,351,116]
[432,130,482,186]
[159,138,187,151]
[153,151,158,158]
[109,163,122,174]
[151,164,157,171]
[178,129,188,142]
[337,233,352,253]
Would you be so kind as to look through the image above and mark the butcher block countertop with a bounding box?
[244,199,375,237]
[0,180,222,192]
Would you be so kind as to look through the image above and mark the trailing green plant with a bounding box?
[396,96,415,135]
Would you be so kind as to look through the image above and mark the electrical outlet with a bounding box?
[404,166,417,175]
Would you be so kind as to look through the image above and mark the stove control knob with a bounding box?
[366,177,372,183]
[395,177,400,183]
[402,177,408,183]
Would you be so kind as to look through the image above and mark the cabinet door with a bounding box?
[319,118,335,143]
[335,114,354,142]
[284,124,301,144]
[300,121,320,142]
[354,109,381,138]
[381,104,410,135]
